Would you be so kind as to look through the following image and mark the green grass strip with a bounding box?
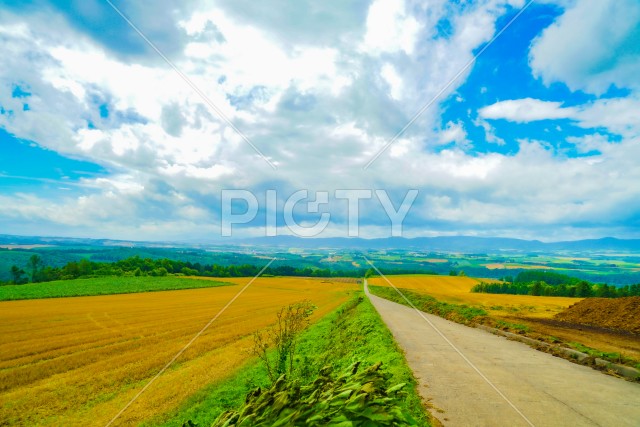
[369,285,487,324]
[0,276,233,300]
[152,293,431,427]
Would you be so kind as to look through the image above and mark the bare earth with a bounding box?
[364,282,640,427]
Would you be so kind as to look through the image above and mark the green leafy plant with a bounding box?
[495,320,530,333]
[203,362,416,427]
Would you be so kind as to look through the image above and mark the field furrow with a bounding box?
[0,277,356,426]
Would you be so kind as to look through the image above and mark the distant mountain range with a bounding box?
[239,236,640,252]
[1,234,640,253]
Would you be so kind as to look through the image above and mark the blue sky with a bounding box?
[0,0,639,241]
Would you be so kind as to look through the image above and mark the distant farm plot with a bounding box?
[368,274,578,318]
[0,277,356,426]
[423,258,448,263]
[0,276,233,301]
[483,263,558,270]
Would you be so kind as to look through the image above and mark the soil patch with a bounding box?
[555,297,640,334]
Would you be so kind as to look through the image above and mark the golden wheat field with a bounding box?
[0,277,356,426]
[368,274,579,318]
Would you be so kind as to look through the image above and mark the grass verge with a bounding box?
[568,342,640,368]
[151,293,432,426]
[368,285,487,324]
[0,276,233,300]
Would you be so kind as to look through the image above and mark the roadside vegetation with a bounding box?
[369,285,487,325]
[155,294,432,427]
[567,342,639,368]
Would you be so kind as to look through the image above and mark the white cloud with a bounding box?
[362,0,421,55]
[479,96,640,138]
[474,118,506,146]
[577,96,640,137]
[566,134,616,155]
[380,63,404,101]
[530,0,640,94]
[479,98,576,122]
[439,121,469,147]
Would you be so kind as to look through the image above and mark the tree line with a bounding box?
[2,255,441,286]
[472,271,640,298]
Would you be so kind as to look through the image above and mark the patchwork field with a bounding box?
[369,274,640,363]
[0,277,356,426]
[368,274,578,318]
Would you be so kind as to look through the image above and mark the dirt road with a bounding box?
[365,281,640,427]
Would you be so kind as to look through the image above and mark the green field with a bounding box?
[0,276,232,301]
[152,293,431,426]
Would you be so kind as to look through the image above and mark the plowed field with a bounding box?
[0,277,356,426]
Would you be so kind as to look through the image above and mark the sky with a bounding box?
[0,0,639,242]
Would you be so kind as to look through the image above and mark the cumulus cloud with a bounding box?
[439,121,470,148]
[362,0,421,55]
[479,96,640,138]
[2,0,639,240]
[479,98,576,122]
[530,0,640,94]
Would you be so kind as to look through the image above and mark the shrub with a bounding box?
[251,301,316,382]
[205,362,417,427]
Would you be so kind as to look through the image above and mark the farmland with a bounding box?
[0,276,233,301]
[0,277,357,426]
[368,274,640,364]
[368,274,578,318]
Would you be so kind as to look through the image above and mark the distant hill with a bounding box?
[1,234,640,253]
[240,235,640,253]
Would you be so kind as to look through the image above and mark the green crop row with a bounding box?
[0,276,232,300]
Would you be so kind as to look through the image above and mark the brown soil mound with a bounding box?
[555,297,640,334]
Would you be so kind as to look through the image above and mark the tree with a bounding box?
[150,267,168,277]
[595,284,613,298]
[62,261,80,279]
[181,267,198,276]
[10,265,27,284]
[556,283,568,297]
[28,255,44,282]
[575,281,593,298]
[78,259,93,276]
[529,281,543,296]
